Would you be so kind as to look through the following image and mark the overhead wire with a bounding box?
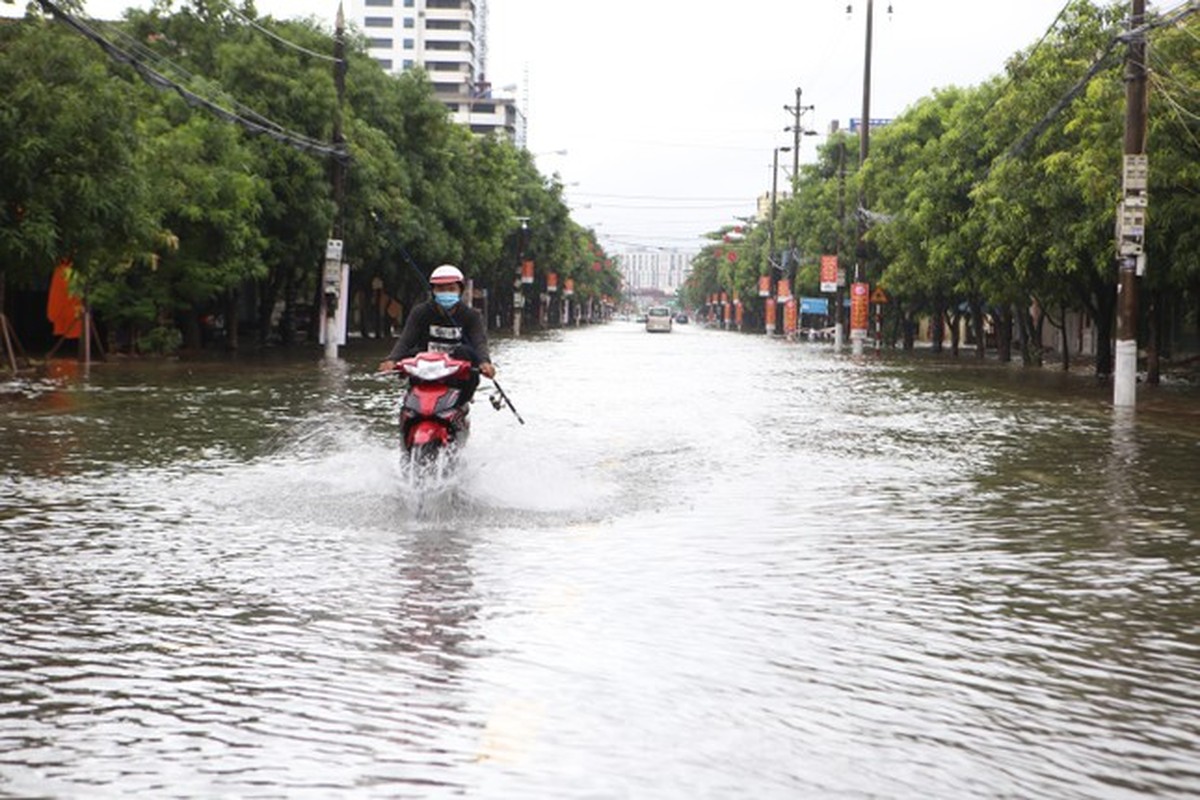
[225,4,343,63]
[85,11,297,139]
[33,0,348,161]
[1153,81,1200,154]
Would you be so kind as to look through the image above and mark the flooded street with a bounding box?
[2,323,1199,798]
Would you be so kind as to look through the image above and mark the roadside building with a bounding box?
[346,0,523,142]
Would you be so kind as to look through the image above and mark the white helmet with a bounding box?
[429,264,465,286]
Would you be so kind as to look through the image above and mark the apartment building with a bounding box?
[615,249,696,295]
[347,0,522,141]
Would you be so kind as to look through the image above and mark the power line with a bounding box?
[1151,78,1200,155]
[225,5,344,64]
[1000,1,1200,163]
[34,0,348,162]
[573,192,751,202]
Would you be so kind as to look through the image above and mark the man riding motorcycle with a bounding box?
[378,264,496,404]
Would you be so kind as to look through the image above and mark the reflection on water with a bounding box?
[1,329,1198,797]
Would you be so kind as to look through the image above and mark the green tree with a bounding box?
[0,15,153,327]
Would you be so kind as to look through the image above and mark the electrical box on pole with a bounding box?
[1118,154,1148,276]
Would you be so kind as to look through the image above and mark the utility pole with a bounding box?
[769,146,791,335]
[784,87,815,189]
[835,138,847,350]
[850,0,877,355]
[322,2,348,360]
[513,217,530,336]
[1114,0,1148,408]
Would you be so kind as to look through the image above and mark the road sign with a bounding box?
[871,287,889,304]
[800,297,828,315]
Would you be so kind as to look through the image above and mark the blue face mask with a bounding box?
[434,291,460,309]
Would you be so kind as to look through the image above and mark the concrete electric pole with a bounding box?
[1114,0,1148,408]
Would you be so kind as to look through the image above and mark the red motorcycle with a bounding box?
[392,351,477,460]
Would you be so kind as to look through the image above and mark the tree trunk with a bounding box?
[1017,306,1032,366]
[183,309,202,351]
[1146,288,1161,386]
[996,306,1013,363]
[901,305,915,351]
[226,289,240,351]
[1033,312,1045,368]
[1059,303,1070,372]
[1092,281,1116,378]
[280,268,297,346]
[970,298,985,359]
[949,310,961,357]
[931,297,946,353]
[257,273,280,345]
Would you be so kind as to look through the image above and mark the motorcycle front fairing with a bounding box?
[395,352,475,453]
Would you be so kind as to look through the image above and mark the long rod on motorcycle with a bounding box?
[488,377,525,425]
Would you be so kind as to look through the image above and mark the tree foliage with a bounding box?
[757,0,1200,372]
[0,0,618,352]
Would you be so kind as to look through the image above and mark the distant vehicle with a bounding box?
[674,313,689,324]
[645,306,673,333]
[635,314,648,324]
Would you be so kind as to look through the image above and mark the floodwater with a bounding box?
[2,322,1198,798]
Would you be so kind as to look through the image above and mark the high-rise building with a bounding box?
[347,0,523,141]
[613,249,696,295]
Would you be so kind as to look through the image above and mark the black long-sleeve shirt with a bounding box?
[386,300,491,364]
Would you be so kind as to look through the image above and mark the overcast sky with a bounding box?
[30,0,1088,250]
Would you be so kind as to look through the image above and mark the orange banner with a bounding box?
[765,298,777,332]
[784,298,798,334]
[851,282,870,333]
[46,260,82,338]
[777,278,792,302]
[521,259,534,285]
[758,275,770,297]
[820,255,839,291]
[547,272,558,292]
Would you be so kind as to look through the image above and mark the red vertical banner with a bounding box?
[820,255,839,293]
[521,259,534,284]
[547,272,558,292]
[784,297,798,334]
[723,302,732,326]
[46,260,82,339]
[777,277,792,302]
[758,275,770,297]
[851,282,870,335]
[765,298,777,332]
[720,292,728,304]
[564,278,575,296]
[735,302,744,328]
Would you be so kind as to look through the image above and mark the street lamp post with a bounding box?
[769,146,791,335]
